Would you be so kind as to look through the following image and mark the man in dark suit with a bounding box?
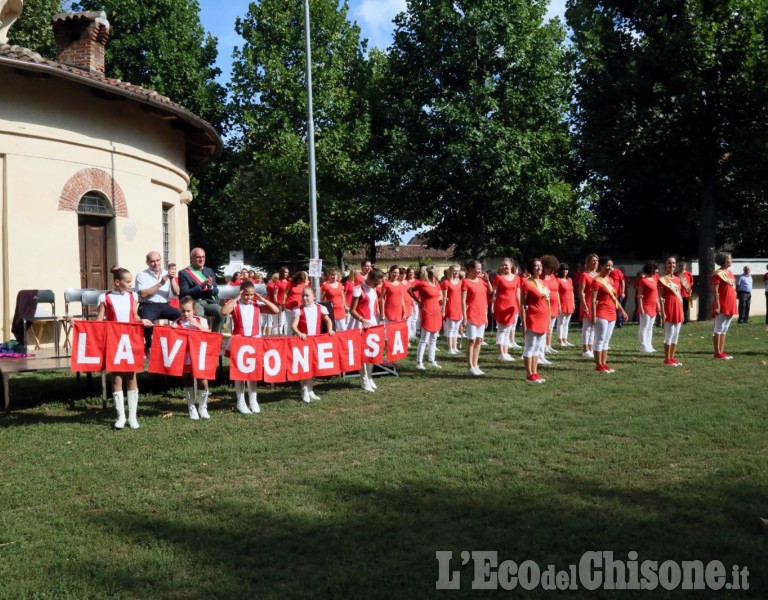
[178,247,222,332]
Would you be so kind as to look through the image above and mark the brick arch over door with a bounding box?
[58,168,128,217]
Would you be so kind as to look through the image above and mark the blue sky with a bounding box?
[198,0,567,85]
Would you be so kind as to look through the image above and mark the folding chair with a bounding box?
[217,286,241,335]
[81,289,103,319]
[23,289,60,351]
[61,288,97,354]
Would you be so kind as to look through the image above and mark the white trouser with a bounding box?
[664,321,681,345]
[593,318,615,352]
[522,330,546,358]
[417,329,439,364]
[638,312,655,351]
[581,319,595,346]
[495,321,514,348]
[556,313,572,340]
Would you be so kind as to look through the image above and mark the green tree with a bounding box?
[567,0,768,318]
[7,0,63,58]
[385,0,583,260]
[227,0,390,268]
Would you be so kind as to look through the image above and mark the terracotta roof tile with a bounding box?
[346,244,457,261]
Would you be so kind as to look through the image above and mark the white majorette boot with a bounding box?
[301,384,312,403]
[234,381,252,414]
[198,389,210,420]
[247,382,260,413]
[127,389,140,430]
[185,387,199,421]
[308,378,321,401]
[113,391,126,430]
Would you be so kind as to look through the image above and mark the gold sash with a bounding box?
[658,276,683,302]
[715,269,735,289]
[593,276,620,309]
[527,276,550,302]
[679,272,691,294]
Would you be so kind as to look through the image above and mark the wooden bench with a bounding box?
[0,357,105,413]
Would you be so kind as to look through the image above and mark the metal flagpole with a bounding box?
[304,0,320,295]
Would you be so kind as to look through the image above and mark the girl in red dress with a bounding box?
[492,258,521,362]
[590,256,628,373]
[221,281,279,414]
[556,263,575,347]
[274,266,291,335]
[173,296,212,421]
[540,255,561,361]
[657,256,684,366]
[380,265,407,323]
[520,258,550,383]
[320,268,347,332]
[292,287,335,402]
[97,267,153,429]
[579,253,599,358]
[404,267,420,339]
[462,259,493,376]
[635,262,660,353]
[409,266,443,370]
[441,263,463,354]
[711,252,737,359]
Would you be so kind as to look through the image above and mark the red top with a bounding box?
[636,276,659,317]
[558,277,575,314]
[273,279,290,305]
[230,301,263,337]
[412,280,442,333]
[402,281,414,318]
[658,276,683,323]
[592,277,618,322]
[296,304,327,336]
[521,278,550,335]
[462,277,490,325]
[266,281,277,304]
[711,270,737,316]
[544,275,560,315]
[284,282,308,311]
[382,280,407,321]
[679,271,694,299]
[576,271,596,319]
[493,275,520,325]
[441,278,463,321]
[320,281,345,320]
[343,279,355,308]
[608,268,625,297]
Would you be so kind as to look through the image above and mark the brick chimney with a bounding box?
[52,11,111,74]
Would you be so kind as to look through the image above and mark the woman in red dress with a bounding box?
[462,259,493,376]
[635,262,660,353]
[404,267,419,339]
[380,265,407,323]
[320,268,347,332]
[283,270,309,314]
[520,258,550,383]
[578,253,599,358]
[590,256,628,373]
[556,263,575,347]
[711,251,737,359]
[657,256,684,366]
[540,254,561,361]
[441,263,463,354]
[409,266,443,370]
[343,268,359,329]
[492,258,521,362]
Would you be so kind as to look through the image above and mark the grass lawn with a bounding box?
[0,320,766,598]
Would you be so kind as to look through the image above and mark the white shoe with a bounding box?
[539,357,552,366]
[498,354,513,362]
[468,367,478,376]
[416,363,426,370]
[428,361,442,369]
[308,390,321,401]
[450,349,460,354]
[510,342,522,349]
[236,394,252,415]
[369,378,378,390]
[301,387,312,403]
[113,392,126,430]
[248,393,261,414]
[545,346,558,354]
[474,367,485,376]
[188,403,200,421]
[582,351,594,359]
[480,340,488,346]
[197,391,210,420]
[127,390,140,430]
[361,379,375,393]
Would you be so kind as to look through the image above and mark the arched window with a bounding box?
[77,191,113,216]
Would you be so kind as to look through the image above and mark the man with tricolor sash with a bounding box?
[179,248,222,332]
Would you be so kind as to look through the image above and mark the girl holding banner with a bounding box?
[292,287,335,402]
[174,297,212,420]
[409,265,443,370]
[350,268,385,392]
[658,257,684,366]
[221,280,279,414]
[590,257,629,373]
[97,267,153,430]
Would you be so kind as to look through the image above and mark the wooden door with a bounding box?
[78,218,107,290]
